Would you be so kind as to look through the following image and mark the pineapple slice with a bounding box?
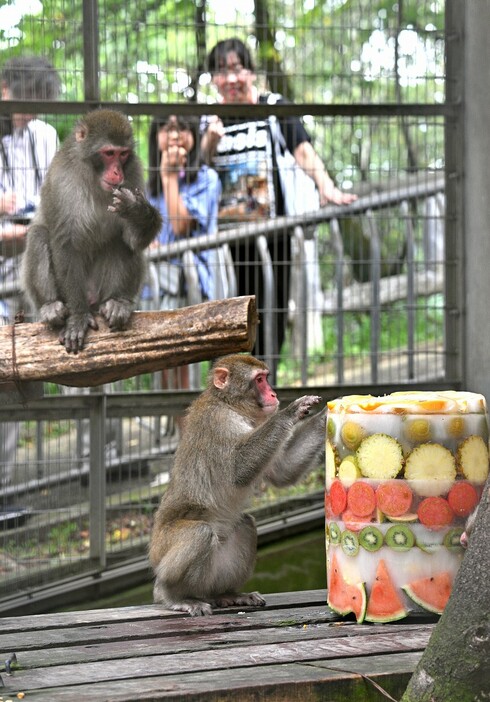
[356,433,404,480]
[457,435,489,483]
[338,455,362,487]
[404,443,456,496]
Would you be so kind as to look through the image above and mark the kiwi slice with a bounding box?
[340,529,359,556]
[359,525,384,552]
[385,524,415,552]
[329,522,341,545]
[443,527,464,552]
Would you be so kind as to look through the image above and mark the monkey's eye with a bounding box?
[100,148,130,162]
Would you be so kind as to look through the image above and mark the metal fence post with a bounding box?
[89,390,107,568]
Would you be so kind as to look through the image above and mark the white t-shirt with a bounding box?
[0,118,59,212]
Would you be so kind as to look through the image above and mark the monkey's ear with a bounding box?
[213,367,230,390]
[75,121,88,143]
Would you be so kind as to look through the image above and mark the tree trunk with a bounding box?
[255,0,294,98]
[0,296,257,388]
[401,475,490,701]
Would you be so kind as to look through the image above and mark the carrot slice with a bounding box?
[347,481,376,517]
[417,496,454,530]
[376,481,413,517]
[447,481,479,517]
[330,479,347,516]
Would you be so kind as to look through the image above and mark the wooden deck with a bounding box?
[0,589,435,701]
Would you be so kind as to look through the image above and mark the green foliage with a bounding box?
[322,294,444,358]
[0,0,445,184]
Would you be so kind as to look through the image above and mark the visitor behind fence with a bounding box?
[140,114,221,399]
[201,38,356,374]
[0,56,60,516]
[0,56,60,317]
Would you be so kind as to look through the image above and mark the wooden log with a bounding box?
[0,296,257,388]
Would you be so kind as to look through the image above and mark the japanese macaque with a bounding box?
[149,354,326,616]
[21,109,162,353]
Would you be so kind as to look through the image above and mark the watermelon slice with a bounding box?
[402,571,452,614]
[327,552,366,623]
[365,559,407,623]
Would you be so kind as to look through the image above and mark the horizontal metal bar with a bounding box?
[2,100,456,118]
[0,379,459,420]
[150,173,445,261]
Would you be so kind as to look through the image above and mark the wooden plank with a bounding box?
[2,652,424,701]
[0,296,257,387]
[2,628,431,691]
[3,622,433,668]
[0,605,342,649]
[0,589,329,633]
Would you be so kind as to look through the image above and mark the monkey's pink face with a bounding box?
[254,371,279,413]
[99,147,130,191]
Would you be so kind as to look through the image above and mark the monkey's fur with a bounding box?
[21,109,162,353]
[149,354,326,616]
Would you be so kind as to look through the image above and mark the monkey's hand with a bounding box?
[284,395,322,423]
[108,186,139,215]
[60,312,98,354]
[99,297,133,330]
[40,301,69,329]
[109,187,152,221]
[108,188,162,248]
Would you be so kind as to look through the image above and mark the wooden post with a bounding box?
[0,296,257,388]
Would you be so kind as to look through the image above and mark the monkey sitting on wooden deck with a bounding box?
[149,354,326,616]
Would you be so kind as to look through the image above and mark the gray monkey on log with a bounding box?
[149,353,326,616]
[21,109,162,353]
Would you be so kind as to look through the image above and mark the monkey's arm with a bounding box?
[110,188,162,250]
[232,396,321,487]
[22,223,62,313]
[263,408,326,487]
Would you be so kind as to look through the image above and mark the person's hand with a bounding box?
[201,115,224,161]
[205,115,225,142]
[160,145,188,174]
[319,179,357,206]
[0,191,18,216]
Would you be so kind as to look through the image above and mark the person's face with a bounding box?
[1,85,35,130]
[157,118,194,154]
[211,50,256,104]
